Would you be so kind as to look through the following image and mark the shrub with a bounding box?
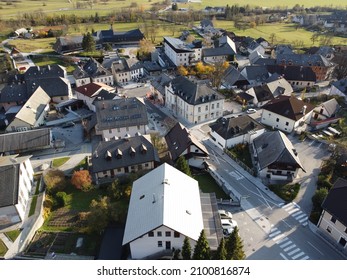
[309,211,321,225]
[71,170,93,192]
[43,169,66,194]
[55,192,68,207]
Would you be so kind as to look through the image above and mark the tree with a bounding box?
[138,38,155,60]
[210,60,229,89]
[269,33,276,45]
[225,227,245,260]
[104,43,113,52]
[87,196,110,233]
[185,34,195,44]
[333,54,347,80]
[192,230,210,260]
[71,170,93,192]
[213,238,227,260]
[177,65,188,76]
[172,3,178,11]
[312,188,328,211]
[311,33,319,45]
[82,32,96,52]
[175,156,192,177]
[44,169,66,194]
[181,236,192,260]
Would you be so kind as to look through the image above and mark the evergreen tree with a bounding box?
[213,238,227,260]
[82,32,96,52]
[225,227,245,260]
[181,236,192,260]
[192,230,210,260]
[176,156,192,177]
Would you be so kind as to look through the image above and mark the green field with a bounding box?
[1,0,346,20]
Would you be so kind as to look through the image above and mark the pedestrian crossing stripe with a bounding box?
[273,234,285,242]
[292,252,305,260]
[280,241,292,248]
[301,256,310,260]
[284,244,296,252]
[288,248,300,256]
[282,203,295,210]
[292,211,303,217]
[280,253,288,260]
[288,208,300,214]
[276,237,289,244]
[295,213,306,220]
[269,230,281,238]
[299,217,308,223]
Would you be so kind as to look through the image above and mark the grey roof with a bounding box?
[332,79,347,94]
[275,45,294,55]
[0,155,31,208]
[24,65,66,80]
[276,53,333,67]
[241,65,270,82]
[202,46,235,57]
[201,19,214,28]
[165,122,209,162]
[170,76,224,106]
[82,58,112,78]
[267,65,317,82]
[95,97,148,130]
[222,66,249,87]
[143,61,163,73]
[94,28,144,44]
[0,84,28,103]
[151,74,172,95]
[0,128,51,153]
[164,37,195,53]
[209,115,264,140]
[91,135,159,173]
[252,57,276,66]
[27,77,70,97]
[253,131,305,171]
[322,177,347,228]
[112,57,142,73]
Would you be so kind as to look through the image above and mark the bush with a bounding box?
[309,211,321,225]
[55,192,68,208]
[43,169,66,194]
[71,170,93,192]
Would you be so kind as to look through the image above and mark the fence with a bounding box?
[224,149,256,176]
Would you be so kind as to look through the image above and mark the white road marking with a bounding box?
[284,244,296,252]
[301,256,310,260]
[292,211,303,217]
[273,233,285,242]
[280,241,292,248]
[295,213,306,220]
[278,202,285,207]
[288,208,300,214]
[302,222,308,226]
[280,253,288,260]
[276,237,289,245]
[269,230,281,238]
[299,217,308,223]
[292,202,300,208]
[282,203,294,210]
[292,252,305,260]
[287,248,300,256]
[281,220,293,228]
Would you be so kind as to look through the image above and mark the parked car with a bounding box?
[62,121,75,128]
[221,219,238,231]
[218,209,233,220]
[246,108,256,114]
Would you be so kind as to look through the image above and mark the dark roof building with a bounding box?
[93,28,144,45]
[222,66,249,89]
[267,65,317,84]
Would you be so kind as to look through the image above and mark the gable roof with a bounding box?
[0,155,31,208]
[210,115,264,140]
[267,65,317,82]
[276,53,334,67]
[94,28,144,44]
[0,84,28,103]
[241,65,270,82]
[75,82,115,98]
[322,177,347,228]
[253,131,305,171]
[27,77,70,98]
[0,128,51,153]
[165,122,209,161]
[122,163,204,245]
[170,76,224,106]
[13,87,50,126]
[222,65,249,87]
[24,65,66,80]
[332,79,347,94]
[95,97,148,130]
[92,135,159,173]
[262,95,315,121]
[318,98,340,116]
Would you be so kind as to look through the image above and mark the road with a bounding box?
[199,134,345,260]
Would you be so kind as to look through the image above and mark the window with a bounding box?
[158,241,163,247]
[212,104,214,109]
[285,122,289,126]
[198,116,201,121]
[174,231,180,238]
[148,231,154,237]
[205,114,208,119]
[157,231,162,237]
[145,163,149,167]
[339,237,346,247]
[217,103,219,108]
[326,226,332,233]
[165,231,171,237]
[330,216,336,224]
[205,105,208,111]
[276,118,279,122]
[137,125,140,130]
[198,107,201,113]
[109,129,112,133]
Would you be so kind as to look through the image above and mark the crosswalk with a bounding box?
[229,170,244,181]
[281,202,308,226]
[269,227,310,260]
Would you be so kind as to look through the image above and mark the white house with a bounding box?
[111,57,144,84]
[260,95,315,133]
[0,155,34,228]
[165,76,225,124]
[163,37,202,66]
[253,131,305,181]
[317,177,347,253]
[209,115,265,149]
[94,97,148,140]
[311,98,340,121]
[122,163,204,259]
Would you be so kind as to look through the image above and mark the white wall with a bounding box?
[92,75,114,86]
[98,125,147,140]
[129,225,197,259]
[261,109,296,133]
[75,77,91,88]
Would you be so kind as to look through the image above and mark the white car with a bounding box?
[246,108,256,114]
[218,209,233,220]
[221,219,238,230]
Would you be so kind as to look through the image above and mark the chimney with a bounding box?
[302,105,307,115]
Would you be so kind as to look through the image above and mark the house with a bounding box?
[0,84,28,111]
[221,66,249,89]
[111,57,144,84]
[252,131,305,181]
[0,155,34,228]
[317,177,347,253]
[53,36,88,54]
[306,46,335,61]
[330,79,347,100]
[122,163,204,259]
[209,115,265,149]
[276,53,335,81]
[240,65,270,87]
[0,128,52,155]
[6,87,50,132]
[267,65,317,89]
[73,58,114,87]
[261,95,315,133]
[150,73,172,105]
[311,98,340,122]
[202,36,237,64]
[247,40,265,56]
[165,76,225,124]
[165,122,209,168]
[93,28,144,47]
[256,37,270,48]
[74,82,118,112]
[163,37,202,66]
[95,97,148,140]
[245,77,293,107]
[91,135,159,183]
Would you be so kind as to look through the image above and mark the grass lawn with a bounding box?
[52,157,70,168]
[64,185,105,212]
[228,143,253,169]
[194,172,229,199]
[0,239,8,257]
[73,157,88,172]
[4,229,21,242]
[29,195,38,217]
[268,183,300,202]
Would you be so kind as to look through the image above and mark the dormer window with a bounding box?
[105,150,112,161]
[130,146,136,157]
[141,144,147,154]
[115,148,122,159]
